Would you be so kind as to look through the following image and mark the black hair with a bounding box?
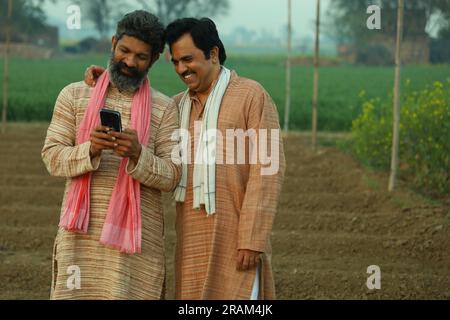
[165,17,227,65]
[115,10,165,56]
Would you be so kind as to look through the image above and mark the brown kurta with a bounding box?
[42,81,181,300]
[174,71,286,300]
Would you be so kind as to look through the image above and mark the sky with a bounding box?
[214,0,332,39]
[44,0,333,42]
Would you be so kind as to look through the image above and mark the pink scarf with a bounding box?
[59,71,151,254]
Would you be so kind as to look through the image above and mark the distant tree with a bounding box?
[74,0,229,39]
[325,0,450,44]
[73,0,128,39]
[230,26,256,45]
[257,29,280,46]
[430,13,450,63]
[0,0,55,40]
[133,0,230,25]
[1,0,55,133]
[86,0,113,38]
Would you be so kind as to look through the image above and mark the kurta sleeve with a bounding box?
[41,84,101,178]
[126,100,182,192]
[237,88,286,253]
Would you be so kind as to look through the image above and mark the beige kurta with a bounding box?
[42,81,181,300]
[174,71,286,300]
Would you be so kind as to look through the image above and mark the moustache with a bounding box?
[181,71,194,78]
[117,61,140,77]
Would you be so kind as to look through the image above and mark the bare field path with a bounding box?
[0,124,448,299]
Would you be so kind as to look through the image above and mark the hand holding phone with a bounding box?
[106,129,141,164]
[89,125,119,158]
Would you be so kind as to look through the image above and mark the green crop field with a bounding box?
[1,55,449,131]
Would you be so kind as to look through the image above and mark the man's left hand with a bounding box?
[108,129,142,165]
[236,249,262,271]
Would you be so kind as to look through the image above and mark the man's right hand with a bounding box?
[89,126,118,158]
[85,65,106,87]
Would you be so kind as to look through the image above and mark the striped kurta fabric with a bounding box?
[42,81,181,300]
[174,71,286,300]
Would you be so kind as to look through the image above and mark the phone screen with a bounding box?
[100,109,122,132]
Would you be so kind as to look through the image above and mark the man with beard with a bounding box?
[41,10,181,300]
[85,18,285,300]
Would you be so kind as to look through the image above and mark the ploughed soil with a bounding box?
[0,124,448,300]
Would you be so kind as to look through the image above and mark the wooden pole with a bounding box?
[312,0,320,151]
[284,0,292,132]
[2,0,13,134]
[388,0,404,192]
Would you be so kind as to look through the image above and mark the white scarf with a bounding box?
[174,67,231,215]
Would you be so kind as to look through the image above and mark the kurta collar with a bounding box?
[188,69,238,102]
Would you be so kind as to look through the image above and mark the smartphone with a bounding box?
[100,109,122,132]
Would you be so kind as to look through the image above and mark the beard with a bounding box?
[107,52,150,92]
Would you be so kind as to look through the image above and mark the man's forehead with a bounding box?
[171,34,199,52]
[117,35,152,53]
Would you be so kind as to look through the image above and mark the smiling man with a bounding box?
[42,11,181,299]
[166,18,286,300]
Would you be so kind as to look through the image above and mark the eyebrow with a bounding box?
[172,55,193,63]
[119,45,150,58]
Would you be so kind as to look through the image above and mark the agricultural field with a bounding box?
[0,124,448,299]
[0,56,448,300]
[1,55,449,130]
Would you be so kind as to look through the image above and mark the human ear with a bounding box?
[111,36,117,52]
[210,46,219,64]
